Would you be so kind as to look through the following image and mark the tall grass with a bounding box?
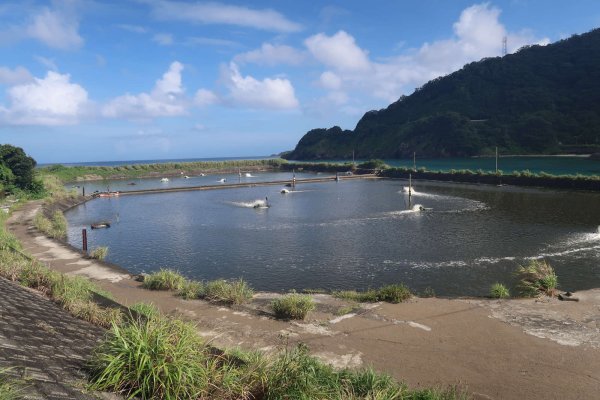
[272,293,315,320]
[89,317,211,399]
[33,210,67,240]
[515,260,558,297]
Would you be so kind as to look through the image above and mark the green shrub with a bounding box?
[19,262,60,294]
[142,269,186,291]
[33,210,67,240]
[516,260,558,297]
[89,246,108,260]
[490,283,510,299]
[272,293,315,320]
[332,289,379,303]
[203,279,254,305]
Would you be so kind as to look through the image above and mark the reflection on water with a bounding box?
[65,179,600,296]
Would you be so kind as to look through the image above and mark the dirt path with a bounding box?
[7,201,600,399]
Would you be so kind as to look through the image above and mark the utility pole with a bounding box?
[413,152,416,171]
[495,146,499,174]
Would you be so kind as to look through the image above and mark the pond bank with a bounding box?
[7,200,600,400]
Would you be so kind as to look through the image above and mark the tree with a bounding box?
[0,144,37,190]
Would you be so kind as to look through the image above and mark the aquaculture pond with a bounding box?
[65,179,600,296]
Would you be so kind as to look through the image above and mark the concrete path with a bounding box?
[7,201,600,400]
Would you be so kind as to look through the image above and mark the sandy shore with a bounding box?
[7,201,600,399]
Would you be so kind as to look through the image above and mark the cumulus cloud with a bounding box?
[234,43,306,66]
[305,31,371,72]
[26,7,83,50]
[219,62,299,110]
[307,3,549,104]
[0,66,33,85]
[103,61,188,119]
[145,0,302,33]
[0,71,89,125]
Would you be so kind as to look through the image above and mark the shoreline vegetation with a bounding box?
[37,157,600,192]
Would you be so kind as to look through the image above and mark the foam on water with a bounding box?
[229,199,268,208]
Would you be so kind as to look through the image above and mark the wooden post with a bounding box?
[82,229,88,254]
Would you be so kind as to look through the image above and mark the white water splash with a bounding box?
[229,199,269,209]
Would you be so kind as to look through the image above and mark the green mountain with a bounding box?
[284,29,600,160]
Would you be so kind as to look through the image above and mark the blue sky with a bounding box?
[0,1,599,163]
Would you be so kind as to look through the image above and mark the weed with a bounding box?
[490,283,510,299]
[420,287,436,298]
[272,293,315,320]
[0,368,25,400]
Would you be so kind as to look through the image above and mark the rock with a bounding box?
[558,292,579,302]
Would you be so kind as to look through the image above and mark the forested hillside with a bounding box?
[284,28,600,159]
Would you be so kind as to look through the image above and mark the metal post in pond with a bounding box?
[82,229,88,255]
[292,169,296,188]
[413,152,416,171]
[496,146,501,175]
[408,173,412,208]
[82,186,85,197]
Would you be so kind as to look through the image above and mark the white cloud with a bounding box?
[0,66,32,85]
[307,3,549,103]
[185,36,239,47]
[153,33,174,46]
[220,62,299,110]
[305,31,371,72]
[194,89,218,106]
[26,7,83,50]
[234,43,306,66]
[145,0,302,33]
[103,61,188,119]
[1,71,88,125]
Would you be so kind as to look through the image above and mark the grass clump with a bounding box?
[89,317,210,399]
[490,283,510,299]
[515,260,558,297]
[272,293,315,320]
[89,246,108,260]
[142,269,186,291]
[203,278,254,305]
[333,284,412,304]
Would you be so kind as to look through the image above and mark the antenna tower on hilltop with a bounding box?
[502,36,508,56]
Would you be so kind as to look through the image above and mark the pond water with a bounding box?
[65,179,600,296]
